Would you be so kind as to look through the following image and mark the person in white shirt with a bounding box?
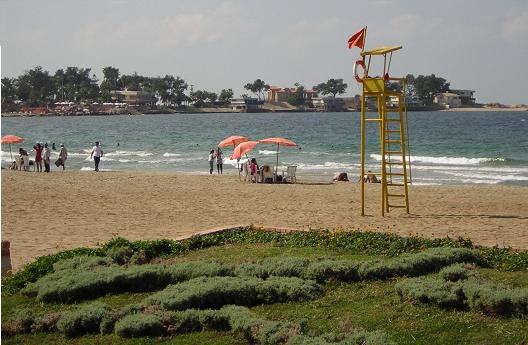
[208,149,215,174]
[215,148,224,174]
[43,143,51,172]
[90,141,104,172]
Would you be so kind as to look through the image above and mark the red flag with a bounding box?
[348,28,365,49]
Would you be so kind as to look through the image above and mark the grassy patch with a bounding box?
[2,234,528,345]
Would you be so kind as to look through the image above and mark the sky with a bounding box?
[1,0,527,104]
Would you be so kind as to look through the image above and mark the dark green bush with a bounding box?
[25,261,233,303]
[56,302,111,337]
[261,256,311,278]
[358,248,479,280]
[53,255,114,272]
[302,259,360,283]
[1,309,35,336]
[439,263,471,282]
[463,280,528,317]
[106,246,134,265]
[396,276,528,317]
[287,330,397,345]
[114,313,164,338]
[145,276,322,310]
[395,277,465,309]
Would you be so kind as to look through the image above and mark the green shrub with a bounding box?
[359,248,480,280]
[396,276,528,317]
[395,277,465,309]
[1,308,35,336]
[114,313,164,338]
[463,280,528,317]
[439,263,471,282]
[287,330,397,345]
[53,255,114,272]
[233,262,267,278]
[30,313,61,333]
[106,246,134,265]
[56,302,111,337]
[26,261,233,303]
[261,256,311,278]
[303,259,360,283]
[145,276,322,310]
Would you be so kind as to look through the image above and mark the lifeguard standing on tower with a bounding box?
[348,27,412,216]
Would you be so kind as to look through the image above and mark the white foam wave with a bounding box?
[163,152,181,157]
[105,150,154,157]
[80,167,113,172]
[259,150,277,155]
[370,154,504,165]
[296,162,357,170]
[442,171,528,181]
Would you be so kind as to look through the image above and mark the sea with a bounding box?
[1,111,528,186]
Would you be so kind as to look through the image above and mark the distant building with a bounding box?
[111,90,156,106]
[267,86,318,103]
[450,89,475,105]
[434,92,461,109]
[230,98,264,112]
[311,97,345,112]
[388,95,422,108]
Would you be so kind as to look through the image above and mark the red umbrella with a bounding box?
[218,135,249,148]
[258,137,297,177]
[230,141,258,160]
[1,135,25,161]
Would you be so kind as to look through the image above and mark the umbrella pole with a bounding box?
[275,143,279,182]
[9,143,13,161]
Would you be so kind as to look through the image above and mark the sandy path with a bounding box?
[2,171,527,270]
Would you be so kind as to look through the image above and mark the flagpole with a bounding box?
[362,26,367,53]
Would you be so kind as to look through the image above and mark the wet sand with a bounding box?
[2,171,527,270]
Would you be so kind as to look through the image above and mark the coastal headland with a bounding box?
[2,171,527,270]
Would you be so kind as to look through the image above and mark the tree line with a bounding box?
[1,65,451,108]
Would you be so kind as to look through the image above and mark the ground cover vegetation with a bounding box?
[2,228,527,344]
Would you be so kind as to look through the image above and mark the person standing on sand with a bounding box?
[33,143,43,172]
[90,141,104,172]
[208,149,215,174]
[43,143,51,172]
[215,148,224,174]
[58,144,67,171]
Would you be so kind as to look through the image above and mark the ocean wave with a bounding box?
[105,150,154,157]
[296,162,358,170]
[442,171,528,181]
[370,154,515,165]
[162,152,181,157]
[259,150,277,155]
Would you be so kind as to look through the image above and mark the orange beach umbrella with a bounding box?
[230,141,258,160]
[258,137,297,177]
[218,135,249,148]
[1,134,25,161]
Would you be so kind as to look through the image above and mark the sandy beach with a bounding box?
[2,171,527,270]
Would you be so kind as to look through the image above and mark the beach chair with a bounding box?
[282,165,297,183]
[261,165,274,183]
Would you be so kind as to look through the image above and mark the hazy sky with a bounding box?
[1,0,527,104]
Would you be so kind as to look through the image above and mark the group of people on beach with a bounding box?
[9,141,104,172]
[11,143,67,172]
[208,148,224,174]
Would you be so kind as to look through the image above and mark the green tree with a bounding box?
[15,66,54,106]
[286,84,306,106]
[244,79,269,100]
[1,77,17,103]
[100,66,120,101]
[219,88,234,103]
[411,74,450,105]
[313,78,347,98]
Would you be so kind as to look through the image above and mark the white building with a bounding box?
[434,92,461,109]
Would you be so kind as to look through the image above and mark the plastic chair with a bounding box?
[282,166,297,183]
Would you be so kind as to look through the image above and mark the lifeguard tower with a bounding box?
[349,27,412,216]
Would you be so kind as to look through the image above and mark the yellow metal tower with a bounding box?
[353,40,412,216]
